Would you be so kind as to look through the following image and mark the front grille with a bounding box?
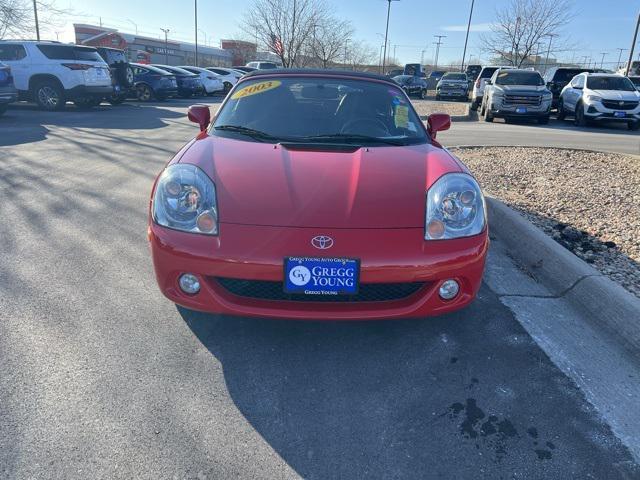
[504,95,541,106]
[601,100,639,110]
[215,278,426,303]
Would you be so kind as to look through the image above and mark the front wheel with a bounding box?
[34,80,66,111]
[574,102,587,127]
[557,99,565,120]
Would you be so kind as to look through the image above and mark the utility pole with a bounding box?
[32,0,40,41]
[615,48,627,70]
[581,55,588,67]
[194,0,199,67]
[625,9,640,76]
[599,52,607,68]
[160,28,170,64]
[381,0,400,75]
[433,35,446,69]
[393,44,398,63]
[543,33,557,75]
[379,45,384,74]
[420,49,426,65]
[460,0,475,72]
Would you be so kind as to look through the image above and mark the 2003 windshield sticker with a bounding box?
[231,80,282,100]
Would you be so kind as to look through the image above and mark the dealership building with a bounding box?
[74,24,233,67]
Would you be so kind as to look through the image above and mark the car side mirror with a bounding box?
[427,113,451,139]
[187,105,211,131]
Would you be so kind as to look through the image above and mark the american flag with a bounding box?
[271,34,284,56]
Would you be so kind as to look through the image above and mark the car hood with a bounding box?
[180,136,462,228]
[589,89,640,101]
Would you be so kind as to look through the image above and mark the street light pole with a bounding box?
[433,35,446,69]
[194,0,199,67]
[625,10,640,76]
[460,0,475,72]
[543,33,557,75]
[381,0,400,75]
[33,0,40,41]
[160,28,170,64]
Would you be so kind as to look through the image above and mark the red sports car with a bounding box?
[148,70,488,320]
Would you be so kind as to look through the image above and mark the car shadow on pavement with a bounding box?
[177,285,636,479]
[0,102,190,147]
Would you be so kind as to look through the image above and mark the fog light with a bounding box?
[439,279,459,300]
[179,273,200,294]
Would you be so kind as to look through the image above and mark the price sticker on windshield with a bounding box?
[231,80,282,100]
[394,104,409,128]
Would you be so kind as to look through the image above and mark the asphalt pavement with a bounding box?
[1,99,638,479]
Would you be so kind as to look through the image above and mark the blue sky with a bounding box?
[56,0,639,67]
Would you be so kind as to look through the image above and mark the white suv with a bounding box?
[471,65,514,110]
[558,73,640,130]
[0,41,112,110]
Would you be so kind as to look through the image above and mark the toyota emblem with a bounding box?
[311,235,334,249]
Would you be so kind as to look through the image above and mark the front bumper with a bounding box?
[584,102,640,122]
[437,88,468,98]
[149,223,488,320]
[489,101,551,118]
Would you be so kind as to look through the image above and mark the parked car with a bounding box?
[465,64,482,82]
[426,70,446,89]
[558,73,640,130]
[204,67,241,93]
[232,65,257,73]
[95,47,134,104]
[130,63,178,101]
[0,61,18,115]
[148,69,487,319]
[0,40,112,110]
[470,65,514,110]
[151,65,204,98]
[543,67,600,109]
[629,76,640,91]
[480,68,552,124]
[178,66,224,95]
[245,61,279,69]
[436,72,469,101]
[393,74,427,99]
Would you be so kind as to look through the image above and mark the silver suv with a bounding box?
[558,73,640,130]
[480,68,552,124]
[0,41,112,110]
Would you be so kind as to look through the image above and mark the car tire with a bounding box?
[0,104,7,116]
[574,102,586,127]
[136,84,154,102]
[420,89,426,100]
[628,121,640,131]
[538,115,550,125]
[557,99,565,120]
[34,80,65,111]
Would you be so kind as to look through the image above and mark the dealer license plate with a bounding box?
[516,107,527,114]
[284,257,359,295]
[614,111,626,118]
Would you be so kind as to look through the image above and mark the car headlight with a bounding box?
[153,163,218,235]
[586,95,602,103]
[425,173,486,240]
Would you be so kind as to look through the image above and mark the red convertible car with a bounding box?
[148,70,488,320]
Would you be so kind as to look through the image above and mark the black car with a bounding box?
[393,74,427,99]
[151,65,204,98]
[130,63,178,101]
[95,47,134,104]
[436,72,469,100]
[543,67,605,109]
[465,64,482,82]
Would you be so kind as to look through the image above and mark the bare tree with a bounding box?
[0,0,68,40]
[309,17,352,68]
[344,39,376,70]
[480,0,573,67]
[242,0,325,68]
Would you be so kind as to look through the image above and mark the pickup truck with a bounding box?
[480,68,552,124]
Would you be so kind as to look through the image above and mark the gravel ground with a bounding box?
[412,99,469,117]
[454,146,640,298]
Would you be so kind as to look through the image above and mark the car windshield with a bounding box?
[443,74,466,81]
[586,76,635,91]
[213,76,428,146]
[495,71,544,86]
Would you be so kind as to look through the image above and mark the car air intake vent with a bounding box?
[215,278,426,302]
[601,100,639,111]
[504,95,542,106]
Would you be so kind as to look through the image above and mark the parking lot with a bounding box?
[1,98,639,478]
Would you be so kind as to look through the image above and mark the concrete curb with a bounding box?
[487,197,640,355]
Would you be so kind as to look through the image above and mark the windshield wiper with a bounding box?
[300,133,405,146]
[214,125,277,142]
